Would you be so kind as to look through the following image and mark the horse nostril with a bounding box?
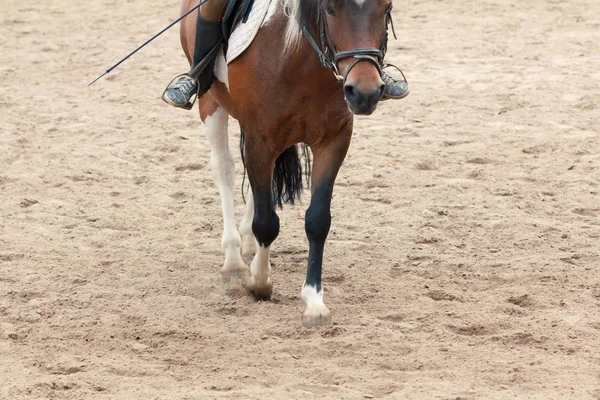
[344,84,357,101]
[379,83,385,98]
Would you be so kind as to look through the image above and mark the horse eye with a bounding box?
[325,5,336,16]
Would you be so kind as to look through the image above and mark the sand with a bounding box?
[1,0,599,398]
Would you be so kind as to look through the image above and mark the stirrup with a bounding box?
[161,74,200,111]
[381,62,410,101]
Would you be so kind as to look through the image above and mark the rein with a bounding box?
[300,4,397,84]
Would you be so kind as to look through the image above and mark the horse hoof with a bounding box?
[302,306,332,328]
[220,258,248,282]
[243,274,273,300]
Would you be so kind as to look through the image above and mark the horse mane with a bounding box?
[282,0,322,54]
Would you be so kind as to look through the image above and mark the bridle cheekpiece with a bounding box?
[300,2,397,83]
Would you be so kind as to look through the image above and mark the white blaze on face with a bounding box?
[353,0,367,6]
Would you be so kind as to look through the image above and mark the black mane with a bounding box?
[298,0,323,27]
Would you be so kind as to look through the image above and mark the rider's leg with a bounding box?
[381,68,410,100]
[163,0,227,110]
[200,0,227,21]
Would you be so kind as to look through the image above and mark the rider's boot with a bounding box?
[381,68,410,100]
[162,11,224,110]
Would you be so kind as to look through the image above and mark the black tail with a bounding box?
[240,130,310,208]
[272,145,303,208]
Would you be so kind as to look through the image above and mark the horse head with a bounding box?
[292,0,394,115]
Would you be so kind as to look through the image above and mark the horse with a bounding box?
[179,0,395,327]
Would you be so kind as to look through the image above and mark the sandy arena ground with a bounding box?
[1,0,600,398]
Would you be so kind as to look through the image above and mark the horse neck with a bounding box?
[275,14,344,96]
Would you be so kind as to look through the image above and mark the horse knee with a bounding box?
[305,204,331,242]
[252,208,279,248]
[221,229,241,249]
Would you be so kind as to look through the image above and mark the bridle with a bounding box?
[300,3,397,84]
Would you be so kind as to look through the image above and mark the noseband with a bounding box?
[300,5,397,83]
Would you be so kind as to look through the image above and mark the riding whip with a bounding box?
[88,0,208,86]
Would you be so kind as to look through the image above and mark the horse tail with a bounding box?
[273,144,304,208]
[240,130,311,208]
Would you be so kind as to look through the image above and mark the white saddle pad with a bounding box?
[226,0,277,64]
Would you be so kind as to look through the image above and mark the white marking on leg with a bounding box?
[302,285,326,312]
[214,49,229,90]
[204,107,244,273]
[239,187,257,261]
[301,284,331,327]
[244,244,273,297]
[250,245,271,282]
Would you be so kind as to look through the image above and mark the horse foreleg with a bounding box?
[239,186,257,263]
[302,128,352,328]
[243,142,278,300]
[202,106,247,277]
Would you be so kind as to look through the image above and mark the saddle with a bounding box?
[221,0,255,54]
[186,0,256,97]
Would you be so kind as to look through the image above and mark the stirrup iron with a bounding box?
[161,74,200,111]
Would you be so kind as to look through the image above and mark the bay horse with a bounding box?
[180,0,395,327]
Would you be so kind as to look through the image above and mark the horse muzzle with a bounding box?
[339,56,384,115]
[343,81,384,115]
